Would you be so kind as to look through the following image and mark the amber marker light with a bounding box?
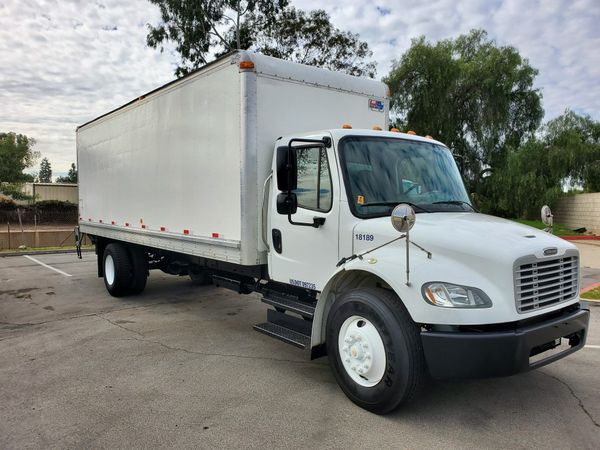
[342,123,353,129]
[407,130,417,135]
[239,61,255,70]
[390,128,400,133]
[372,126,382,131]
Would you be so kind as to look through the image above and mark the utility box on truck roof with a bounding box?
[77,51,388,266]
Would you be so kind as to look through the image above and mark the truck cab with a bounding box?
[264,128,589,413]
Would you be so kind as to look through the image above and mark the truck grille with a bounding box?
[514,252,579,313]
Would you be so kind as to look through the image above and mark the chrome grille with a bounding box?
[514,252,579,313]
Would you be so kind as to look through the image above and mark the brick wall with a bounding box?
[554,193,600,234]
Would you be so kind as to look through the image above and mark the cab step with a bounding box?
[253,322,310,349]
[253,309,312,349]
[261,291,316,319]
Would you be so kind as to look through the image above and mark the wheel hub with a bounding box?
[338,316,386,387]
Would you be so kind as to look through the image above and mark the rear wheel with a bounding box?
[326,288,425,414]
[103,243,133,297]
[129,247,148,295]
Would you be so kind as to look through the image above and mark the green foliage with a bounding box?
[384,30,543,189]
[511,219,580,237]
[146,1,375,78]
[56,163,78,184]
[581,287,600,300]
[228,7,376,77]
[38,158,52,183]
[147,1,288,77]
[0,132,39,183]
[0,183,34,201]
[478,111,600,218]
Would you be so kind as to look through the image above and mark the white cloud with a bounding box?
[0,0,598,174]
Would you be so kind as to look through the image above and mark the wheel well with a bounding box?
[311,270,394,348]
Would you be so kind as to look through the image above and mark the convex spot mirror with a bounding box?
[277,192,298,215]
[276,146,297,192]
[391,203,416,233]
[541,205,553,227]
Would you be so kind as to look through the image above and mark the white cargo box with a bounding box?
[77,51,389,265]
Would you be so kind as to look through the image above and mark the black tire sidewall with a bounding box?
[326,291,417,414]
[102,243,132,297]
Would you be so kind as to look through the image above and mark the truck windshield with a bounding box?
[339,136,472,218]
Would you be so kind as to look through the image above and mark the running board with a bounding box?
[261,292,316,319]
[253,322,310,349]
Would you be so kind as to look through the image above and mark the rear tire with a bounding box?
[326,288,425,414]
[129,247,148,295]
[103,243,133,297]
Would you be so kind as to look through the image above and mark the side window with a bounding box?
[294,147,332,212]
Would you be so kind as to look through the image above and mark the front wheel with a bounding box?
[326,288,425,414]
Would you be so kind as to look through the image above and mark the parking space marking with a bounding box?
[23,255,72,277]
[586,345,600,349]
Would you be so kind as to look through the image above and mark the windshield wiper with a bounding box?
[360,201,431,213]
[432,200,477,212]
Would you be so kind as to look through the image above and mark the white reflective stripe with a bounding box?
[23,255,72,277]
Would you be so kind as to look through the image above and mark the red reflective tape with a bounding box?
[160,226,166,231]
[183,229,190,235]
[125,222,130,227]
[212,232,219,238]
[111,220,115,225]
[141,224,147,229]
[99,219,103,223]
[88,218,91,221]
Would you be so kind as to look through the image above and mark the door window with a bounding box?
[294,147,332,212]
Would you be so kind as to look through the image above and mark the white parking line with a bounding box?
[586,345,600,349]
[23,255,72,277]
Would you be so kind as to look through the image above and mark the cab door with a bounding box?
[268,136,340,291]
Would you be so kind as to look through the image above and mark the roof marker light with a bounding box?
[372,126,382,131]
[425,135,433,139]
[407,130,417,135]
[342,123,352,129]
[390,128,400,133]
[239,61,255,70]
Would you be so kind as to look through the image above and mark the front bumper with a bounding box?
[421,304,590,379]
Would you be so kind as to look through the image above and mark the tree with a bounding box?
[384,30,543,189]
[232,7,376,77]
[477,111,600,218]
[0,132,39,183]
[146,1,376,78]
[56,163,78,184]
[38,157,52,183]
[147,1,287,77]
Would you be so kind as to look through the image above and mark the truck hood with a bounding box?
[352,212,576,264]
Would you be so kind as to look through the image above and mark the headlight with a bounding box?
[422,282,492,308]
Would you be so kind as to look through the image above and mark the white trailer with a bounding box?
[77,51,589,414]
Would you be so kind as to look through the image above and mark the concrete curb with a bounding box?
[563,236,600,241]
[581,282,600,294]
[0,248,94,258]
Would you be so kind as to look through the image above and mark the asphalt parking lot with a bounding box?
[1,253,599,449]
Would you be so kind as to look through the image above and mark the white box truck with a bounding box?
[77,51,589,414]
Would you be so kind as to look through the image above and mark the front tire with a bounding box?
[326,288,425,414]
[103,243,133,297]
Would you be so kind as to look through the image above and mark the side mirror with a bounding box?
[276,146,297,192]
[277,193,297,215]
[391,203,416,233]
[541,205,553,227]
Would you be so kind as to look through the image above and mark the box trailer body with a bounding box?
[76,51,589,415]
[77,52,388,266]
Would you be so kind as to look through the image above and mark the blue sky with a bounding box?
[0,0,598,177]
